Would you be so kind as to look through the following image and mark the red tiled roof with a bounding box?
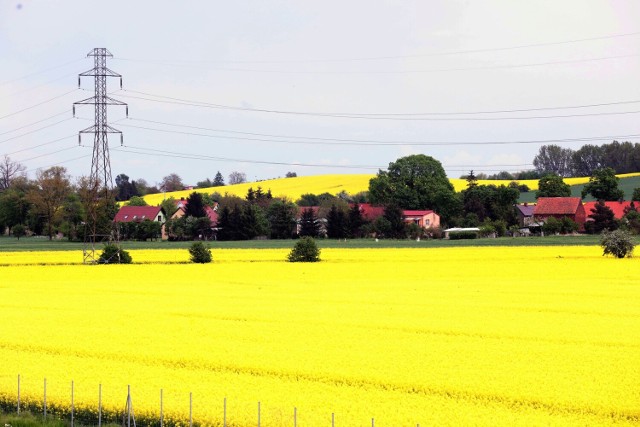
[114,206,163,222]
[356,203,385,221]
[584,201,637,220]
[403,210,434,216]
[205,206,218,224]
[534,197,582,215]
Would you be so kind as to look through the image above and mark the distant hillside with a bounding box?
[141,172,640,206]
[517,173,640,203]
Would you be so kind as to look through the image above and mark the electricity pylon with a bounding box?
[73,48,128,264]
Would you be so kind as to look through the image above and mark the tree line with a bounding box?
[2,151,640,241]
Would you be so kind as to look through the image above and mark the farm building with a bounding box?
[533,197,586,231]
[583,200,638,220]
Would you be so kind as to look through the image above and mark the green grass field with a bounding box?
[0,234,611,253]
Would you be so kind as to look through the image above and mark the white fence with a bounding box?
[3,374,423,427]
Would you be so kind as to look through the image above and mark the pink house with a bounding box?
[354,203,441,229]
[403,210,440,229]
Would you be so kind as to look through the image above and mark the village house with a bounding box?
[533,197,586,231]
[113,205,167,238]
[514,203,536,228]
[583,200,637,220]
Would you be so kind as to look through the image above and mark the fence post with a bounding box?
[127,385,131,427]
[99,384,102,427]
[372,418,374,427]
[17,375,20,414]
[71,380,74,427]
[223,397,226,427]
[332,412,335,427]
[43,378,47,420]
[160,389,163,427]
[258,401,260,427]
[294,407,297,427]
[189,392,193,427]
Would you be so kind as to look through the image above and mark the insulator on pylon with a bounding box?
[120,134,124,146]
[72,105,76,117]
[120,77,123,89]
[78,77,81,88]
[125,106,129,118]
[78,135,81,146]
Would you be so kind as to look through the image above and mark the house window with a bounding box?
[124,215,128,219]
[426,219,430,226]
[157,215,162,222]
[133,215,137,220]
[141,215,146,219]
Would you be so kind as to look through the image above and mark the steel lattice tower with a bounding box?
[73,48,128,263]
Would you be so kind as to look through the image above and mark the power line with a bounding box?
[0,111,70,136]
[0,72,79,99]
[2,135,75,157]
[122,117,640,146]
[113,31,640,64]
[113,145,383,170]
[0,58,83,86]
[0,89,79,120]
[118,90,640,121]
[25,154,91,174]
[16,145,78,163]
[112,53,640,75]
[123,89,640,117]
[0,118,74,145]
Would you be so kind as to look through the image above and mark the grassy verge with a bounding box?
[0,234,616,252]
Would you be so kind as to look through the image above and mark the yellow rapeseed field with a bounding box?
[140,172,640,205]
[0,247,639,426]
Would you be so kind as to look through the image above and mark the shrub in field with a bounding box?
[288,236,321,262]
[449,231,477,240]
[12,224,26,240]
[189,241,212,263]
[600,229,635,258]
[98,244,132,264]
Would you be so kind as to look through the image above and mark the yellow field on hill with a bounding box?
[141,172,640,206]
[1,247,639,426]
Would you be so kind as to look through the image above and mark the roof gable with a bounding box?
[115,206,163,222]
[534,197,583,215]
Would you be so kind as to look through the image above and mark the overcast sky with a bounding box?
[1,1,639,187]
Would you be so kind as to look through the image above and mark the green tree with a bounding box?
[533,145,573,177]
[347,203,366,238]
[212,171,225,187]
[189,241,212,263]
[326,204,348,239]
[61,193,85,241]
[299,208,321,237]
[287,237,320,262]
[27,166,72,240]
[115,174,140,201]
[126,196,148,206]
[536,174,571,198]
[600,229,635,258]
[585,201,618,234]
[581,167,624,201]
[12,224,26,240]
[369,154,459,222]
[0,187,30,232]
[185,192,207,218]
[378,204,406,239]
[160,197,178,218]
[267,199,297,239]
[631,188,640,202]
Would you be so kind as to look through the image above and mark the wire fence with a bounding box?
[1,374,423,427]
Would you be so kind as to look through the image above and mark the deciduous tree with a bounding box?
[581,168,624,201]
